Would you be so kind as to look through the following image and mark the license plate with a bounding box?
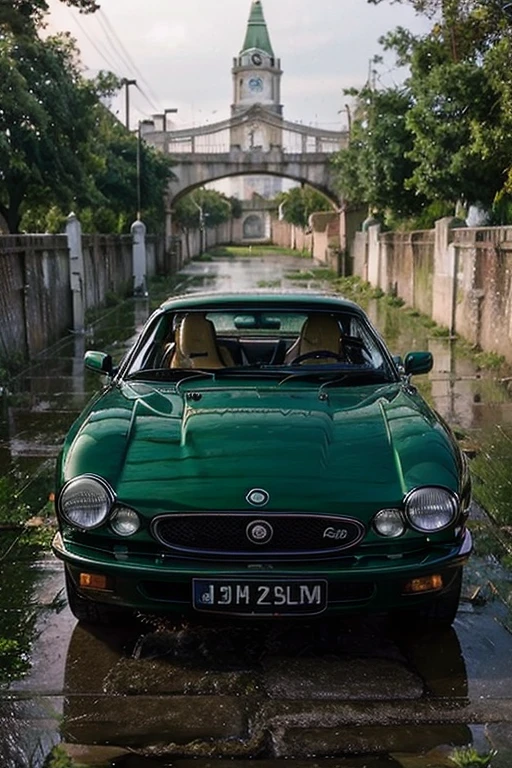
[192,579,328,616]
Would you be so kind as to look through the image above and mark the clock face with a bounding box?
[251,53,262,66]
[248,77,264,93]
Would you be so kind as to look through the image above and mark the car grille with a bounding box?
[151,513,366,557]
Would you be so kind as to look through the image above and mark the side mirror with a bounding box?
[84,351,113,376]
[403,351,433,376]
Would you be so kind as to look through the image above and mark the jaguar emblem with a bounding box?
[246,488,270,507]
[246,520,274,545]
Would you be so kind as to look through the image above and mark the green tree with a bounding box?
[379,7,512,211]
[86,108,175,233]
[0,0,98,35]
[332,85,426,218]
[334,0,512,221]
[1,37,174,235]
[274,186,333,228]
[0,32,99,232]
[173,188,236,257]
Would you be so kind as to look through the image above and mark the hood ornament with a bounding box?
[246,488,270,507]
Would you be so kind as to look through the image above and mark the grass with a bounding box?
[43,746,87,768]
[287,268,337,281]
[449,746,497,767]
[206,245,312,259]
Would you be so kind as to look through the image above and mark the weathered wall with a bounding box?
[379,231,435,315]
[270,220,313,253]
[351,221,512,364]
[81,235,133,312]
[0,235,72,360]
[310,212,340,267]
[0,225,166,363]
[452,227,512,357]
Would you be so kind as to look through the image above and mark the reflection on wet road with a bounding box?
[1,254,512,767]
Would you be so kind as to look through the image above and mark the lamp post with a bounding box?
[136,120,154,219]
[121,78,137,130]
[191,194,206,255]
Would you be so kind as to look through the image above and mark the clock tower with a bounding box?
[232,0,283,118]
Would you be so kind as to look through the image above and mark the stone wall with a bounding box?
[310,212,340,268]
[352,220,512,364]
[0,234,72,360]
[270,220,313,253]
[0,224,166,364]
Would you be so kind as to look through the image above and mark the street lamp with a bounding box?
[137,120,154,219]
[191,194,207,255]
[121,78,137,131]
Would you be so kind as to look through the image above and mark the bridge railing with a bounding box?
[148,126,343,156]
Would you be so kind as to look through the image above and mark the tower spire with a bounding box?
[241,0,274,56]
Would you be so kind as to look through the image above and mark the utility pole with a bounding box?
[136,121,141,219]
[191,193,206,255]
[122,78,137,130]
[136,120,154,219]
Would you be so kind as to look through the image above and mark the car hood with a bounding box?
[61,380,462,514]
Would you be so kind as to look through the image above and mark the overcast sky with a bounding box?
[46,0,429,130]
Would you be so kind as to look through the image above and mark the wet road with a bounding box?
[1,253,512,767]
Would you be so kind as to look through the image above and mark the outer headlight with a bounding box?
[59,475,114,530]
[405,487,459,532]
[110,506,141,537]
[374,508,405,538]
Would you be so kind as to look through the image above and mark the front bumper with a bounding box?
[52,528,472,618]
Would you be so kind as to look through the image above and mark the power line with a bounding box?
[69,9,123,74]
[96,8,162,110]
[136,84,160,115]
[68,8,161,120]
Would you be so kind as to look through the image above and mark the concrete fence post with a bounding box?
[66,212,84,334]
[366,224,381,287]
[432,217,460,331]
[131,218,147,296]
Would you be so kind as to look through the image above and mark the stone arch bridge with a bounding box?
[142,106,348,219]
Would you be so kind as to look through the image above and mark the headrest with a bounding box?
[301,315,341,351]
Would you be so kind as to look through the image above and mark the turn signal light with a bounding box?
[403,574,443,594]
[79,572,109,590]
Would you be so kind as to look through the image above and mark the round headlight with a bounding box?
[374,508,405,538]
[405,487,458,532]
[110,506,141,537]
[59,475,113,529]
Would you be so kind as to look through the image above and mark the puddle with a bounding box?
[1,252,512,766]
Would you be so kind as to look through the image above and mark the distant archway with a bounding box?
[243,214,265,239]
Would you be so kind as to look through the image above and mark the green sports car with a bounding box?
[52,292,472,628]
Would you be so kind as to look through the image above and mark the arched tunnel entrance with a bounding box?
[167,171,341,252]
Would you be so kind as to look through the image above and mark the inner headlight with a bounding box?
[405,487,459,532]
[59,475,114,530]
[374,508,405,537]
[110,506,140,537]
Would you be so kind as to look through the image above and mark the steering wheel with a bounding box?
[291,350,345,364]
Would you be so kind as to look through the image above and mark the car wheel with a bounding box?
[391,569,463,631]
[65,569,133,627]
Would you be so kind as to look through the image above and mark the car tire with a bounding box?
[65,569,132,627]
[391,569,463,631]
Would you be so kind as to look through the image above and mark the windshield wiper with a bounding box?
[278,367,391,387]
[125,368,216,383]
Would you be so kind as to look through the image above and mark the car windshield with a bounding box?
[123,307,397,384]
